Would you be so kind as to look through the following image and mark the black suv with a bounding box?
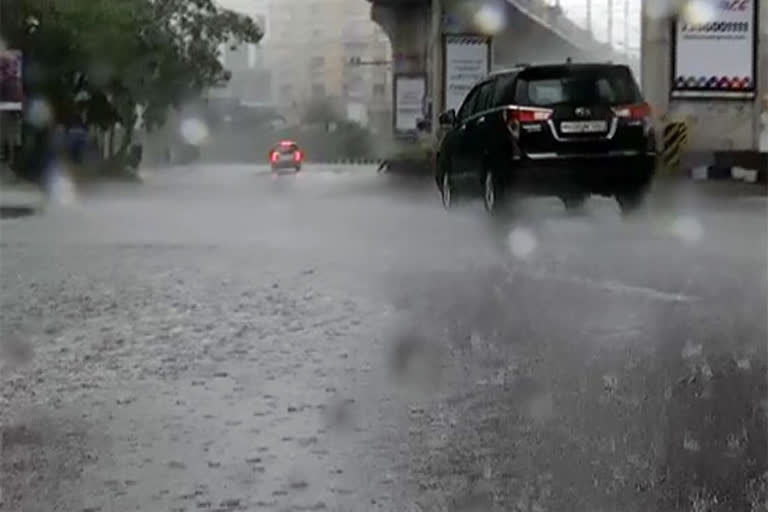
[435,62,657,214]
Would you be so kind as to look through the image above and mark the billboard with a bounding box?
[394,74,425,135]
[443,35,490,112]
[0,49,23,110]
[671,0,757,99]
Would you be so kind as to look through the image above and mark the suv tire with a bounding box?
[483,170,505,214]
[441,172,453,210]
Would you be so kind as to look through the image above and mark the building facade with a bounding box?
[212,0,272,107]
[262,0,392,131]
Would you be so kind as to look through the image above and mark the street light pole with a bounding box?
[586,0,592,34]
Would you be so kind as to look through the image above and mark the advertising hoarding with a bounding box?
[394,74,425,135]
[0,49,23,111]
[443,35,490,112]
[672,0,757,98]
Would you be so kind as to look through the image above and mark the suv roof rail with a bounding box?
[489,64,528,76]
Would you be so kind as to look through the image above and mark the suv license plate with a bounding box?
[560,120,607,133]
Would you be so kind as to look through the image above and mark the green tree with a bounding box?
[1,0,263,158]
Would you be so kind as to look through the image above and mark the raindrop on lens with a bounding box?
[507,227,537,260]
[473,3,505,34]
[180,118,209,146]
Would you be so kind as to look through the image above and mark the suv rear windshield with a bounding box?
[513,66,641,107]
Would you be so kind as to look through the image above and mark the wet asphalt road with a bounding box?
[1,164,767,512]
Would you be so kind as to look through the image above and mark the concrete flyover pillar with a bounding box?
[371,1,434,164]
[371,2,430,76]
[641,0,767,179]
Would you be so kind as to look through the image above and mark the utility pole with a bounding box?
[586,0,592,35]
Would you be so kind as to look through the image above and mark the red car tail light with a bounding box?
[293,150,303,162]
[612,102,651,120]
[269,150,279,163]
[503,106,553,136]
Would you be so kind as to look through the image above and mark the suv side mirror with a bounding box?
[439,109,456,126]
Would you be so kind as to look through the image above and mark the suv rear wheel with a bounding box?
[483,170,505,214]
[441,172,453,209]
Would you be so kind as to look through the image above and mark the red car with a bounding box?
[268,140,303,172]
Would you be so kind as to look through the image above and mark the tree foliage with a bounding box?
[1,0,262,149]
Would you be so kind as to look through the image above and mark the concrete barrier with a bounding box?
[323,158,385,166]
[682,150,767,185]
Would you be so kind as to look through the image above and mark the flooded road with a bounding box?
[2,164,766,511]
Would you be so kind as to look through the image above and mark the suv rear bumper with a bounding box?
[506,152,656,195]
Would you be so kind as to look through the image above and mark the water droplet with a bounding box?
[473,3,506,35]
[682,341,703,360]
[180,117,209,146]
[508,227,537,260]
[683,431,700,452]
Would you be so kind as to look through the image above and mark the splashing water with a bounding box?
[45,165,78,206]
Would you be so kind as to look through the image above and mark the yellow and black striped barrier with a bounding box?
[662,121,689,173]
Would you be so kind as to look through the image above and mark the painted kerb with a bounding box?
[662,121,690,172]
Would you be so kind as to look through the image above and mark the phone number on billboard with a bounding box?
[681,21,749,33]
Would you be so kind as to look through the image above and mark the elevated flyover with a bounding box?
[367,0,639,152]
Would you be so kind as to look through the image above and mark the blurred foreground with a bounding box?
[1,164,766,511]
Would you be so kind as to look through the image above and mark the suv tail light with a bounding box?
[293,150,303,162]
[612,102,651,121]
[503,107,553,136]
[269,150,279,163]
